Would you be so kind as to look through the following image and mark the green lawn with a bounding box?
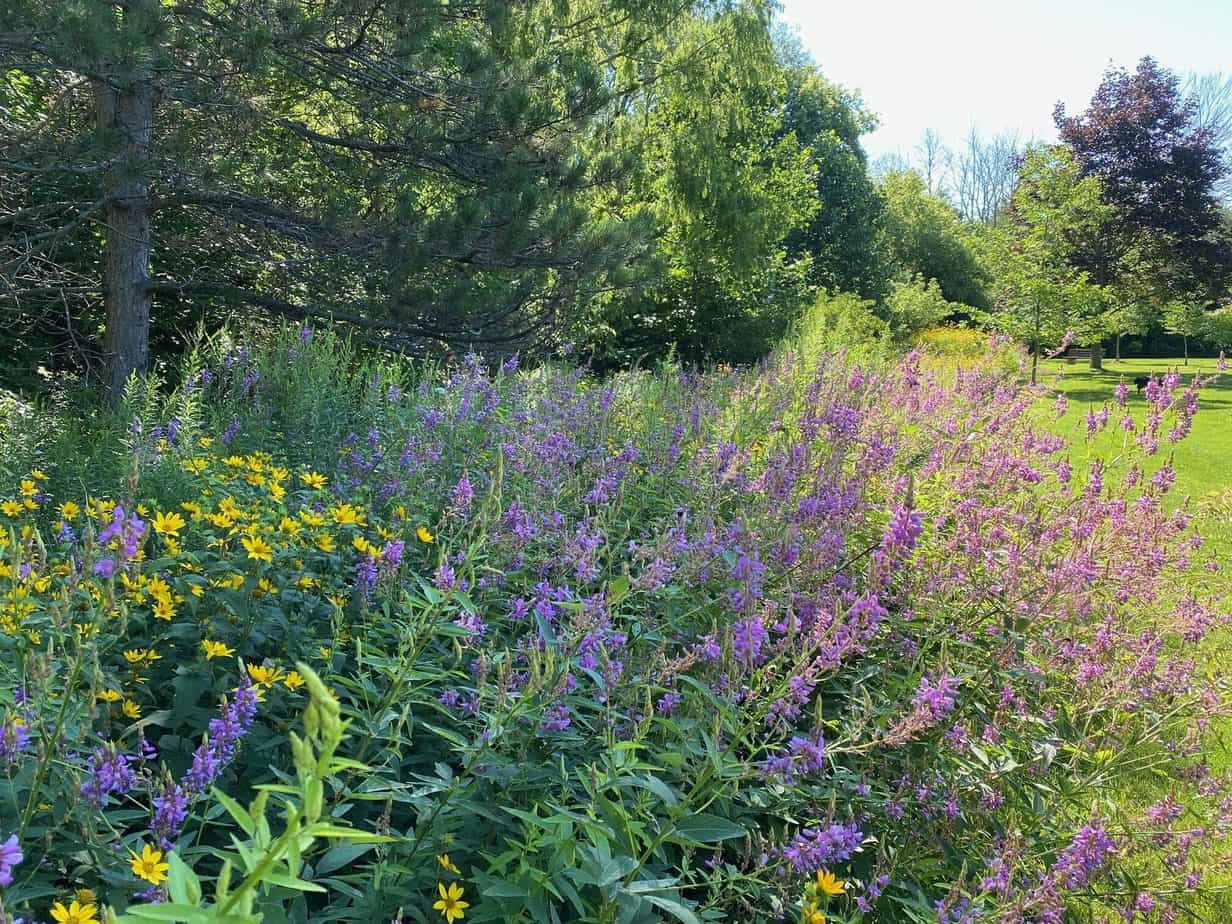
[1039,356,1230,498]
[1042,358,1232,919]
[1039,356,1232,562]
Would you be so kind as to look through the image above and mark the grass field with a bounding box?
[1039,356,1232,561]
[1040,358,1232,920]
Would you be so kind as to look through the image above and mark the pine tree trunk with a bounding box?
[96,71,154,402]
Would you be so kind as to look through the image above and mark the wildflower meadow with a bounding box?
[0,317,1226,924]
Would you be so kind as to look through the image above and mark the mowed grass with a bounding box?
[1042,357,1232,920]
[1038,356,1232,560]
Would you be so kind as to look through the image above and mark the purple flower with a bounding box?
[778,822,863,872]
[539,701,571,734]
[0,834,22,886]
[1051,822,1116,889]
[0,714,30,765]
[80,746,136,807]
[450,476,474,514]
[152,674,259,848]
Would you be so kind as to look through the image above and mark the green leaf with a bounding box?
[642,895,702,924]
[211,787,255,836]
[314,841,378,875]
[166,852,203,906]
[261,869,328,892]
[670,814,746,843]
[116,903,214,923]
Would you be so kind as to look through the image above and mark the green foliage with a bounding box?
[881,278,958,342]
[979,148,1111,370]
[781,70,892,301]
[0,323,1227,924]
[877,171,988,309]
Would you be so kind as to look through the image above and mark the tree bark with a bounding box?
[1115,332,1121,361]
[96,72,153,401]
[1088,343,1103,370]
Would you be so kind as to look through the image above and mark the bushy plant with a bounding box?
[0,324,1227,923]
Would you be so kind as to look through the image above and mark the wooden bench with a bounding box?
[1065,347,1091,364]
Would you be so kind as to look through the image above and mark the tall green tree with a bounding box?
[582,4,818,366]
[981,148,1110,382]
[779,69,890,300]
[1,0,753,396]
[878,170,988,309]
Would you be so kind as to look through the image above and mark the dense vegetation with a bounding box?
[2,4,1232,924]
[0,320,1227,924]
[3,5,1229,398]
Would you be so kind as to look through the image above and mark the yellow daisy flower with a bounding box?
[201,639,235,660]
[129,844,169,885]
[50,900,98,924]
[433,882,469,923]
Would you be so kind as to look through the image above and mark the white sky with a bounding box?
[777,0,1232,159]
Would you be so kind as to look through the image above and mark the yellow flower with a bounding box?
[130,844,169,885]
[433,882,469,923]
[437,854,461,874]
[198,437,214,448]
[315,532,336,553]
[352,535,378,556]
[97,689,123,703]
[182,457,208,475]
[206,511,234,530]
[74,889,96,905]
[181,501,203,518]
[330,503,366,527]
[278,516,301,537]
[30,468,47,481]
[124,648,161,665]
[0,500,21,518]
[202,639,235,660]
[152,598,176,621]
[59,500,80,520]
[300,472,326,490]
[247,663,285,687]
[152,510,187,536]
[417,525,434,544]
[19,479,37,498]
[283,671,305,691]
[50,900,99,924]
[242,535,274,563]
[814,870,845,896]
[122,699,142,719]
[801,901,825,924]
[299,509,326,528]
[319,645,332,659]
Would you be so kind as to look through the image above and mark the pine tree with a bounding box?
[1,0,741,396]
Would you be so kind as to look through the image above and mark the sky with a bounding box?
[777,0,1232,160]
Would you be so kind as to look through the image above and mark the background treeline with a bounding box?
[2,1,1231,397]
